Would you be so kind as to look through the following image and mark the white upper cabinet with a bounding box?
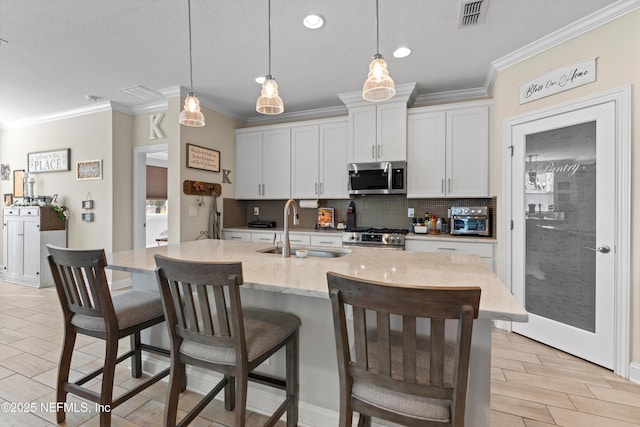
[235,127,291,200]
[349,103,407,162]
[291,119,348,199]
[339,83,417,163]
[407,100,491,198]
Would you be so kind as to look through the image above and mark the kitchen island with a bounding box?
[107,239,527,427]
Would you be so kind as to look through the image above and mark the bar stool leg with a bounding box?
[286,331,299,427]
[56,328,76,422]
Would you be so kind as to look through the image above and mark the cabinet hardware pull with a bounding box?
[319,241,333,244]
[231,236,242,239]
[377,144,381,158]
[262,184,265,196]
[315,182,318,194]
[437,247,456,251]
[447,178,451,193]
[372,145,375,159]
[319,182,323,194]
[258,184,261,196]
[441,179,445,194]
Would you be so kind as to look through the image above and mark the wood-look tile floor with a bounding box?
[1,281,640,426]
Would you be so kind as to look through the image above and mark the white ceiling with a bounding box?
[0,0,625,128]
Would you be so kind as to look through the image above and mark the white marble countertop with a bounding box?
[107,239,527,322]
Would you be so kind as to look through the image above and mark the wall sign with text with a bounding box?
[519,58,597,104]
[187,143,220,173]
[28,148,70,173]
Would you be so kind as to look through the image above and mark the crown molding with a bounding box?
[414,87,490,106]
[246,105,347,126]
[0,101,114,130]
[491,0,640,74]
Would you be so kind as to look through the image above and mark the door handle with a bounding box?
[585,245,610,253]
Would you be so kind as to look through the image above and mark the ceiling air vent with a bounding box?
[118,85,163,100]
[458,0,489,28]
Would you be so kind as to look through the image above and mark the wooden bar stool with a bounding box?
[327,271,481,427]
[154,254,300,427]
[47,245,170,426]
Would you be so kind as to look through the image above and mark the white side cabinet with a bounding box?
[291,119,348,199]
[3,207,67,288]
[235,128,291,200]
[405,238,495,271]
[407,100,491,198]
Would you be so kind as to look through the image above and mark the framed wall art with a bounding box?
[1,164,10,180]
[76,160,103,180]
[13,169,24,197]
[4,193,13,205]
[187,143,220,173]
[28,148,70,173]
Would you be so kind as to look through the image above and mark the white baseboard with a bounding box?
[142,356,339,427]
[628,362,640,384]
[110,277,132,291]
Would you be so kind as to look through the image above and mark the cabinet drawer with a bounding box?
[224,231,251,242]
[406,240,493,258]
[20,208,40,217]
[288,234,311,246]
[310,235,343,247]
[4,208,19,216]
[251,232,280,243]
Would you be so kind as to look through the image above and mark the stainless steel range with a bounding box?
[342,227,408,250]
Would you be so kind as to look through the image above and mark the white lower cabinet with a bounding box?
[224,229,342,248]
[405,239,495,271]
[310,235,343,248]
[224,230,251,242]
[3,207,67,288]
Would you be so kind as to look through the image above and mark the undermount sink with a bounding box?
[257,246,351,258]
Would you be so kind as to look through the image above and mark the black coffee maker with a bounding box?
[346,201,356,229]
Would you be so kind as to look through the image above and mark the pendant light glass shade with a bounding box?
[256,75,284,115]
[256,0,284,115]
[363,53,396,101]
[179,92,205,127]
[362,0,396,102]
[179,0,205,127]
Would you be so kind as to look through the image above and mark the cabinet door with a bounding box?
[319,121,348,198]
[349,105,377,162]
[3,217,23,280]
[262,128,291,199]
[22,217,40,285]
[407,111,446,197]
[446,107,489,197]
[291,125,320,199]
[235,131,263,199]
[251,231,280,244]
[377,102,407,161]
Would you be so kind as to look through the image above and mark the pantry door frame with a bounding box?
[501,85,631,377]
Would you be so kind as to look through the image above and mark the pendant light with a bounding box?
[256,0,284,115]
[179,0,205,127]
[362,0,396,102]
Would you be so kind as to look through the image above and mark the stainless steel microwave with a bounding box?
[348,161,406,195]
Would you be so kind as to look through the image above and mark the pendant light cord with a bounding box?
[187,0,194,92]
[375,0,380,54]
[268,0,272,76]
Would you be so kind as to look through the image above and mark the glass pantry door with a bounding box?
[511,102,615,369]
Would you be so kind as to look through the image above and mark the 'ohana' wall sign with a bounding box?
[519,58,596,104]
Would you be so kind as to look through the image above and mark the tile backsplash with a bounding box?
[226,196,497,237]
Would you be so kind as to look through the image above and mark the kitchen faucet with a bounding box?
[282,199,300,258]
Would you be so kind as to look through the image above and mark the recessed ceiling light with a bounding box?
[393,47,411,58]
[0,39,8,46]
[303,14,324,29]
[255,76,266,84]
